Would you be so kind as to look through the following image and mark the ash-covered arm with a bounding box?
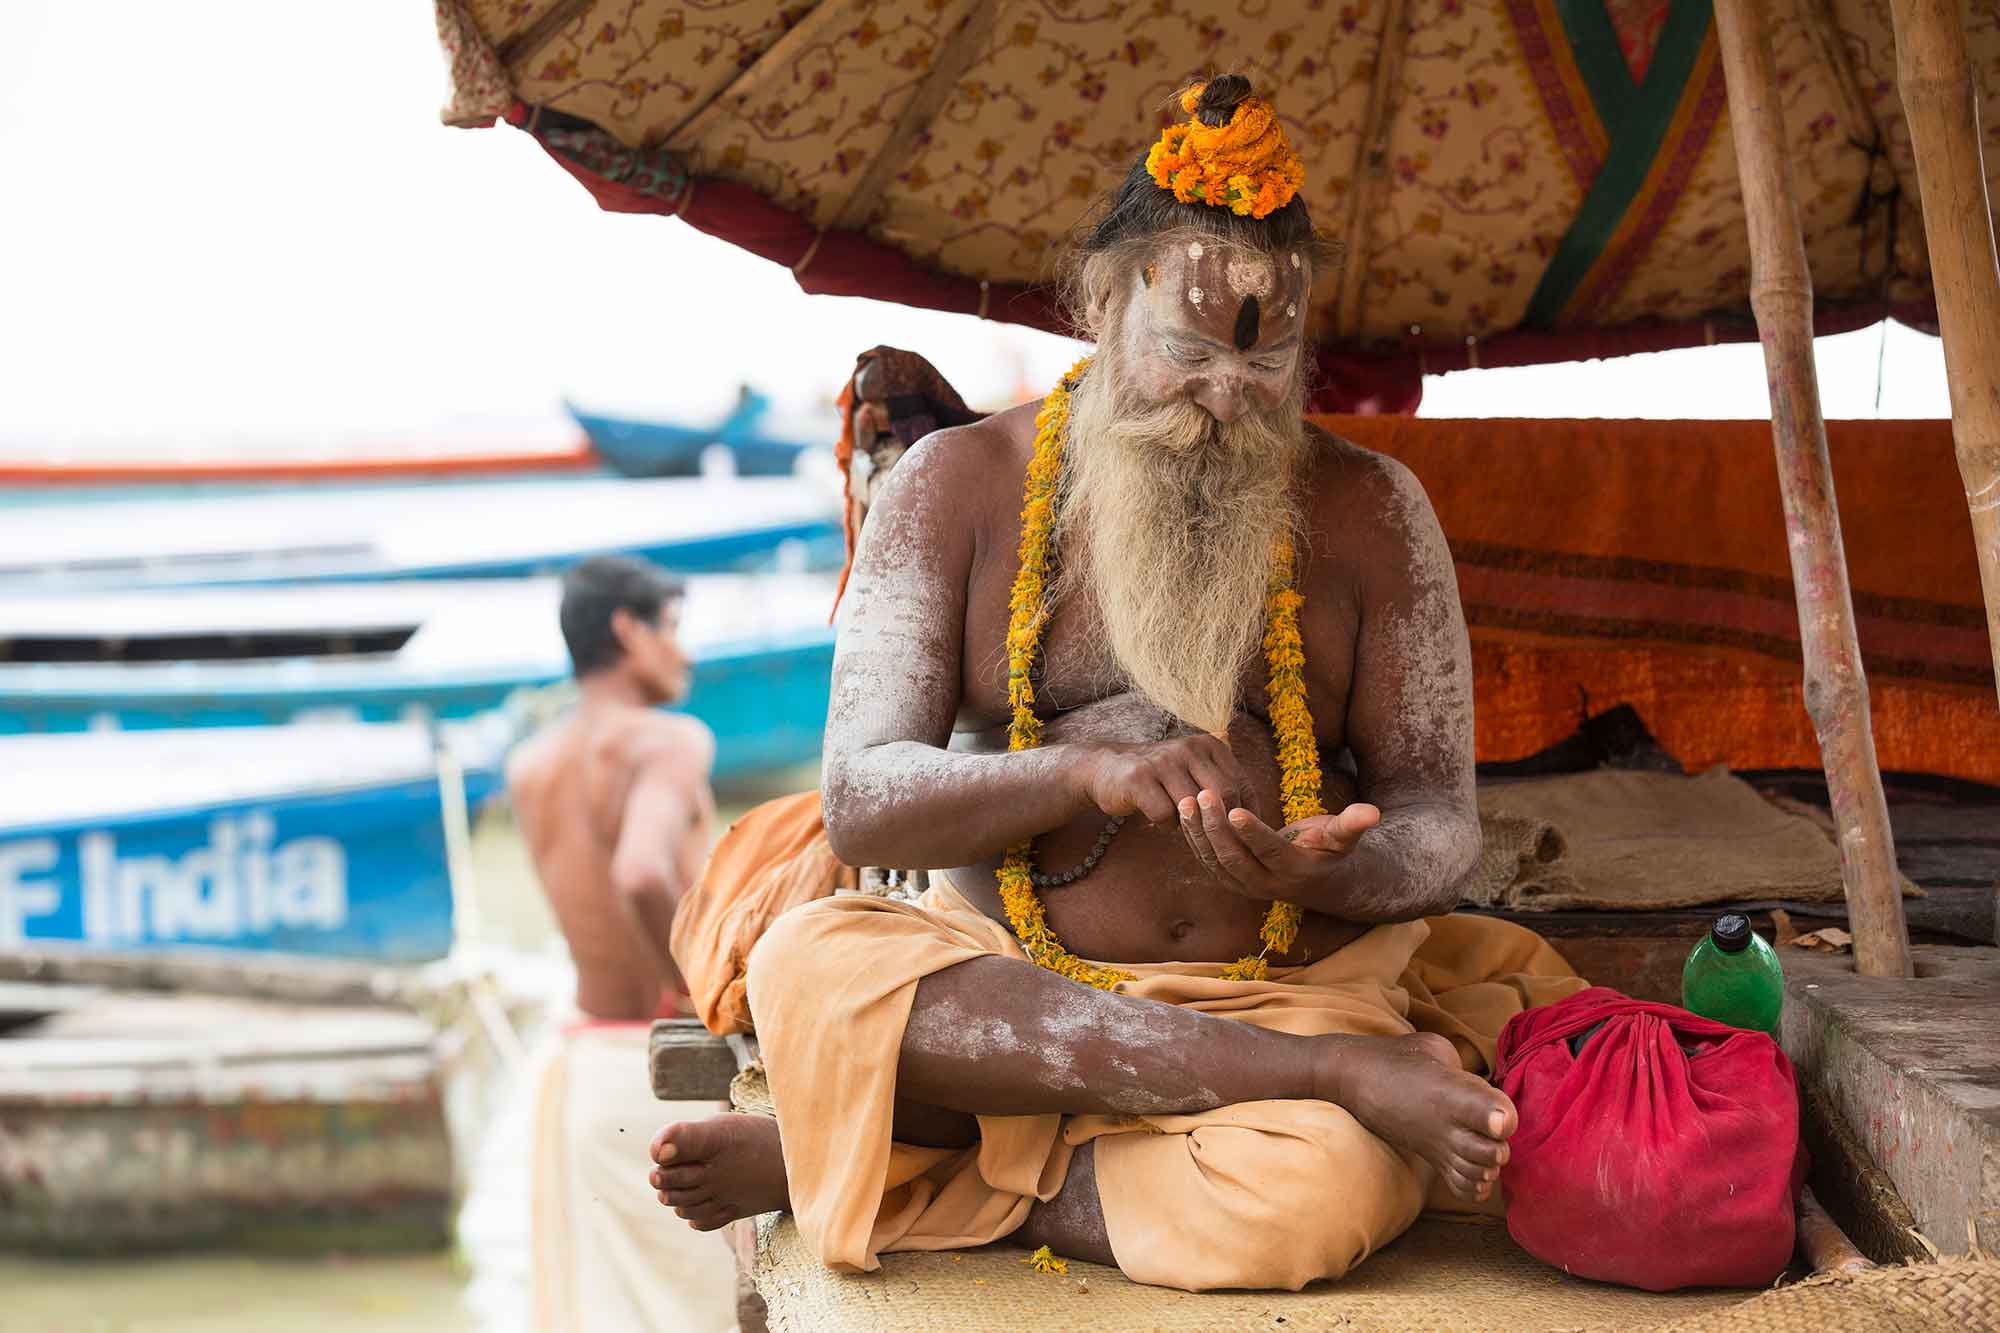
[820,426,1098,870]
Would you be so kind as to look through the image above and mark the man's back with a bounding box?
[509,705,714,1020]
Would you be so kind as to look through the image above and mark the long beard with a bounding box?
[1055,360,1310,733]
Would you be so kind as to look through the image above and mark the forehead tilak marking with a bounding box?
[1234,296,1260,350]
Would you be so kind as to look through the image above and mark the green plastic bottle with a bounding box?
[1681,912,1785,1034]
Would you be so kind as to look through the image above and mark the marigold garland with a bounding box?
[1023,1245,1069,1274]
[1144,82,1307,219]
[1000,360,1328,990]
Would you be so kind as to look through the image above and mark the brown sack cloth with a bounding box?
[671,791,854,1034]
[1466,766,1916,911]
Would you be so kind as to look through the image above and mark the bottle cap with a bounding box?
[1711,912,1752,954]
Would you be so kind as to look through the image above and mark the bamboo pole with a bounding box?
[1714,0,1913,978]
[1887,0,2000,707]
[1332,0,1412,339]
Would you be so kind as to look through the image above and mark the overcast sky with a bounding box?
[0,2,1950,460]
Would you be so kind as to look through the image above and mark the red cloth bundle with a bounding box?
[1493,987,1806,1290]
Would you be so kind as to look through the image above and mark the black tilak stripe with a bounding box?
[1234,296,1259,350]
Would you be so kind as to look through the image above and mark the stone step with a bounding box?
[1780,944,2000,1256]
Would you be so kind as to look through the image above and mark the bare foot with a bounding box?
[1314,1032,1515,1203]
[648,1114,791,1231]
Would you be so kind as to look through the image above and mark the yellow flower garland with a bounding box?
[998,358,1327,990]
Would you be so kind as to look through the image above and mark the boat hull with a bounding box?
[0,728,494,964]
[0,993,450,1253]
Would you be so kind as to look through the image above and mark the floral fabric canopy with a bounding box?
[434,0,1992,409]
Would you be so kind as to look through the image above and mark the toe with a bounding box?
[1443,1164,1483,1200]
[659,1163,707,1190]
[1488,1091,1519,1139]
[665,1115,745,1166]
[686,1203,733,1232]
[650,1122,680,1164]
[1454,1130,1506,1167]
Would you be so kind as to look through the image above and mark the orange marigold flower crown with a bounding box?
[1144,82,1307,219]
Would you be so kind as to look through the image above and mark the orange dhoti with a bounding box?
[745,881,1586,1292]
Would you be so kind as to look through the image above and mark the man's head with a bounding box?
[1055,75,1332,733]
[559,555,691,703]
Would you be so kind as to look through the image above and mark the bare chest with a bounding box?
[953,536,1362,747]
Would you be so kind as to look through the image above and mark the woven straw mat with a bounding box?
[730,1058,2000,1329]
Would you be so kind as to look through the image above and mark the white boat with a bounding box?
[0,473,842,590]
[0,572,839,777]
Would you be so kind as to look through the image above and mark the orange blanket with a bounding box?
[1316,416,1997,783]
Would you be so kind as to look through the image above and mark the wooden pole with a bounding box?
[1797,1185,1876,1275]
[1332,0,1412,339]
[1714,0,1914,978]
[1887,0,2000,707]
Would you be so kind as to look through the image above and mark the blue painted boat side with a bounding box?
[193,518,847,587]
[0,664,567,733]
[569,396,814,480]
[0,634,836,776]
[0,771,500,963]
[674,633,835,778]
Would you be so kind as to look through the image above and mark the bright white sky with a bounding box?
[0,1,1950,460]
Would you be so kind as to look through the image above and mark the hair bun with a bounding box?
[1191,74,1253,128]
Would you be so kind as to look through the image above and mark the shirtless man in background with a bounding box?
[508,554,734,1332]
[510,555,714,1022]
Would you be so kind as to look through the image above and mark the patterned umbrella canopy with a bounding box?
[432,0,1979,409]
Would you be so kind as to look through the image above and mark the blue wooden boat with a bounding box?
[0,724,500,963]
[568,389,822,478]
[0,573,838,780]
[0,474,842,592]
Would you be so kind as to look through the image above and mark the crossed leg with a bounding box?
[649,954,1514,1256]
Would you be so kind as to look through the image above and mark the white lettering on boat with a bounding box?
[0,814,348,945]
[0,839,60,944]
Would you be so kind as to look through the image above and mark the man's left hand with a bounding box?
[1178,793,1381,899]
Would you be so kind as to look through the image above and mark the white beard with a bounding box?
[1056,363,1310,733]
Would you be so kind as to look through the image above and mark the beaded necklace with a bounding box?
[996,358,1324,988]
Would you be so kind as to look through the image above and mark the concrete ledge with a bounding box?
[1780,944,2000,1255]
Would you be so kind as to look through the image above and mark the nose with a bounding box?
[1193,379,1247,424]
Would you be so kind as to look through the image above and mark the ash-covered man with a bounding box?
[651,77,1583,1292]
[508,555,735,1331]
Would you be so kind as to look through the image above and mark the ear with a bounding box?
[608,607,643,653]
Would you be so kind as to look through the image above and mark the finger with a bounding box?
[1185,749,1244,813]
[1294,804,1381,854]
[1132,779,1178,827]
[1227,807,1308,874]
[1179,797,1226,879]
[1154,761,1204,811]
[1199,792,1274,889]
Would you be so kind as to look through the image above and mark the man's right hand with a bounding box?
[1072,734,1247,826]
